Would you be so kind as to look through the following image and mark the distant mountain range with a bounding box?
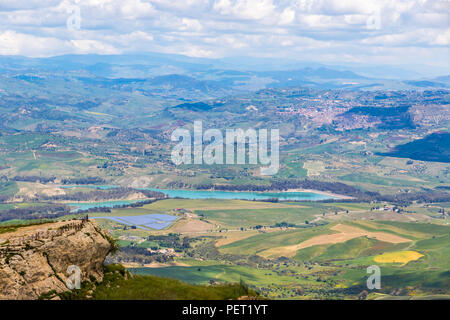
[0,53,448,134]
[0,53,448,92]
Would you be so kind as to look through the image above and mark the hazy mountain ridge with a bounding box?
[1,54,448,90]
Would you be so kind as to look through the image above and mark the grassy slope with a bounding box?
[63,264,260,300]
[0,182,18,196]
[219,225,334,255]
[197,207,318,228]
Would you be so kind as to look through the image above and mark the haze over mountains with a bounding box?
[1,53,449,91]
[0,53,449,136]
[0,55,449,302]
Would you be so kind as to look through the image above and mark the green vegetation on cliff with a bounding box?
[62,264,260,300]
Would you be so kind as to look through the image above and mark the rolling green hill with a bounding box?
[60,264,260,300]
[381,132,450,163]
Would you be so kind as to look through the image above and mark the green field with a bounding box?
[196,207,318,228]
[0,182,18,196]
[219,226,334,255]
[114,205,450,299]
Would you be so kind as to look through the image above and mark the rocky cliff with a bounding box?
[0,219,112,299]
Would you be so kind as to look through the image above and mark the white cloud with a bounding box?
[70,39,120,54]
[362,28,450,47]
[180,18,203,32]
[279,7,295,25]
[0,0,448,68]
[213,0,276,20]
[0,30,121,57]
[178,45,214,57]
[120,0,156,19]
[0,0,59,11]
[0,30,70,56]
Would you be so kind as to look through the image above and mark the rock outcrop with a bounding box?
[0,219,112,299]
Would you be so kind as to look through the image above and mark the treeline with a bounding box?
[40,187,166,202]
[147,234,192,251]
[0,195,11,202]
[375,190,450,206]
[7,175,107,185]
[105,234,197,265]
[75,199,158,214]
[61,177,106,185]
[139,189,167,199]
[106,247,174,265]
[10,176,56,183]
[0,204,72,222]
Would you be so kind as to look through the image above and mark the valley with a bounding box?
[0,54,449,300]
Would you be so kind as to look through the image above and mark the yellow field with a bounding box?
[373,250,424,265]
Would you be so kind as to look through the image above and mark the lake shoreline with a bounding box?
[284,188,353,200]
[52,184,352,201]
[148,187,351,200]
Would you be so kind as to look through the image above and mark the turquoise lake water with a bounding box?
[67,200,142,212]
[65,187,336,212]
[64,187,336,230]
[62,185,335,201]
[144,188,334,201]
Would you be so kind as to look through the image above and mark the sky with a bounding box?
[0,0,449,70]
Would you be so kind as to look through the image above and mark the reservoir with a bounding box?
[65,187,338,212]
[66,200,143,212]
[143,188,336,201]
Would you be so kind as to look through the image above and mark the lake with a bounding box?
[67,200,144,212]
[143,188,335,201]
[64,186,336,230]
[65,186,337,213]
